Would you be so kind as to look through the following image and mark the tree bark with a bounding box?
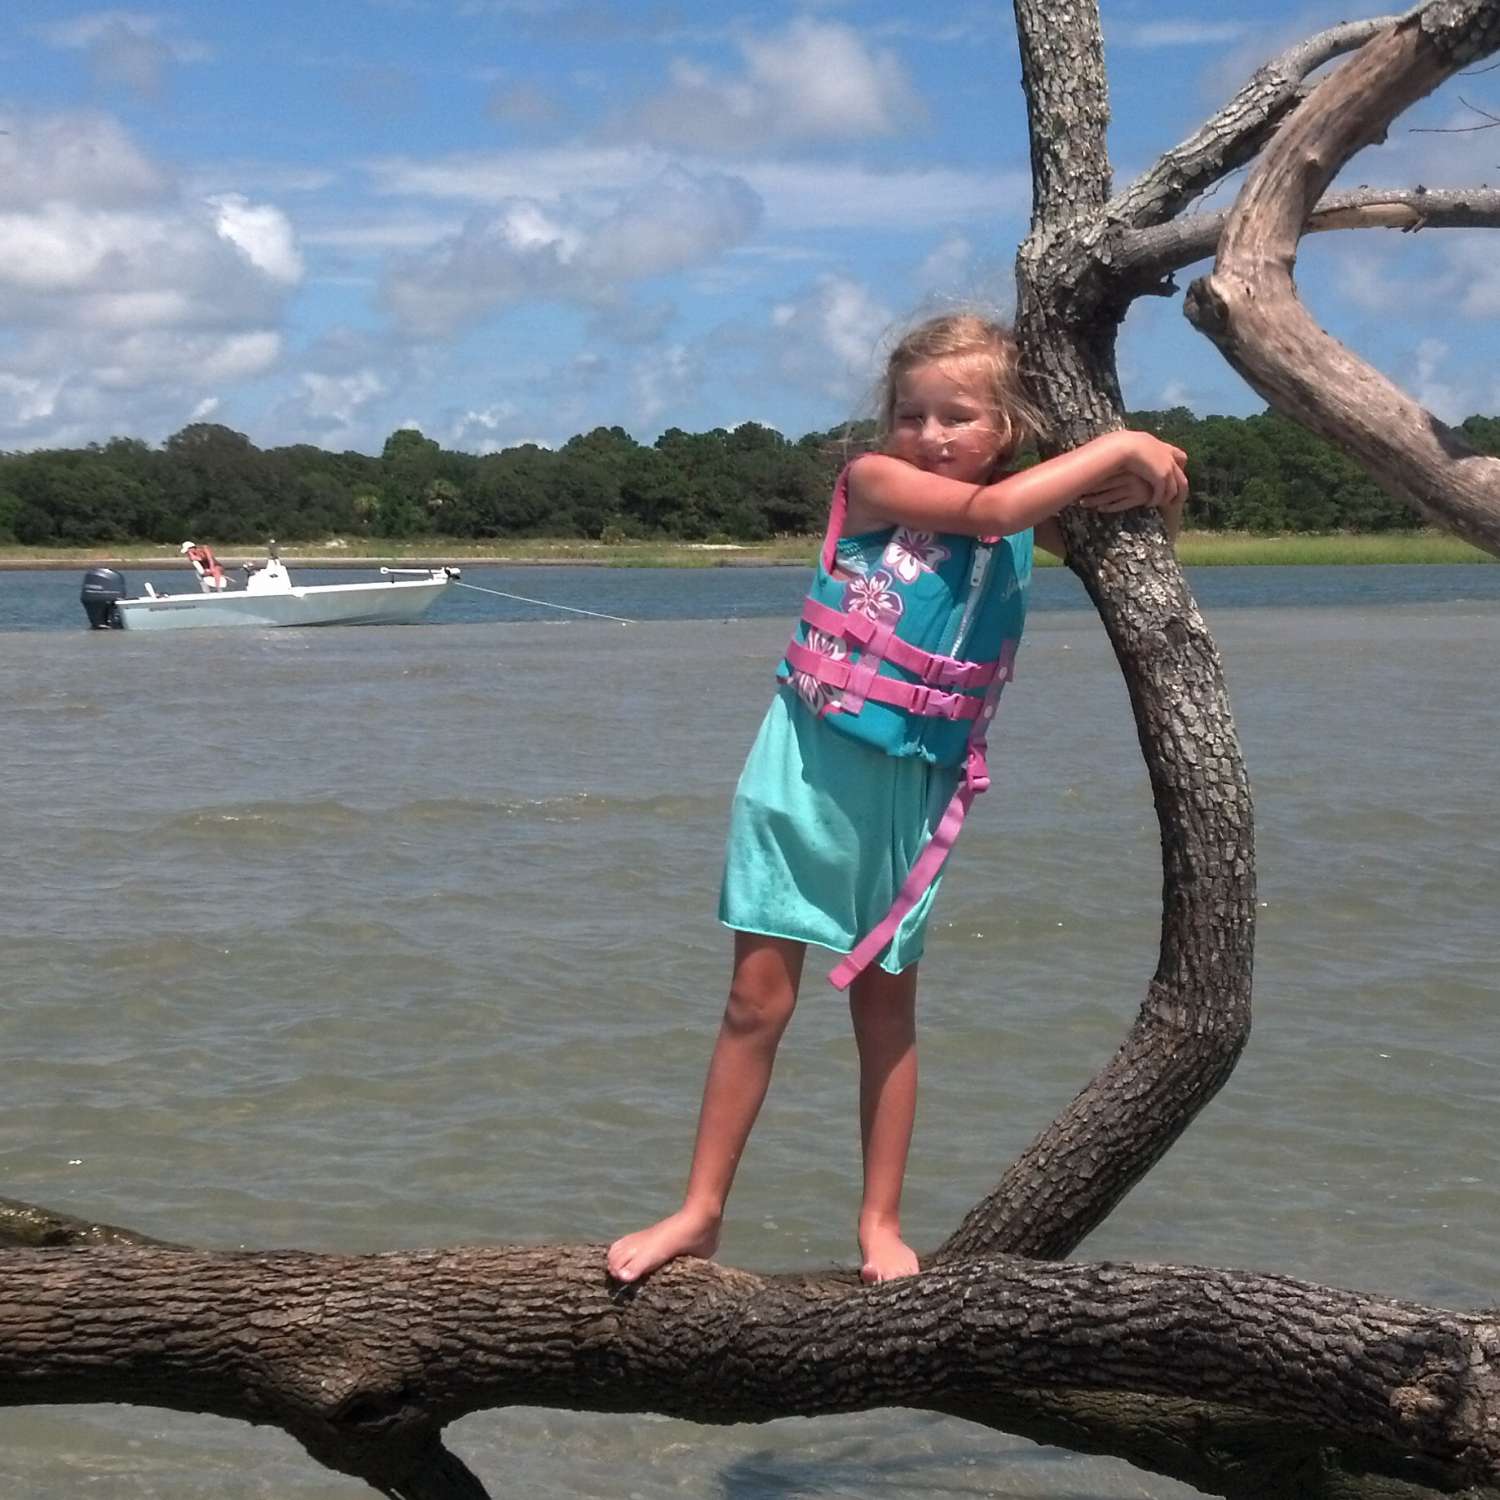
[4,1246,1500,1495]
[936,0,1255,1267]
[1185,0,1500,554]
[1115,187,1500,301]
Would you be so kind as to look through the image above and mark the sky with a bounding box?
[1,0,1497,457]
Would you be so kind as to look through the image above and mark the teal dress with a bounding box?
[718,530,965,975]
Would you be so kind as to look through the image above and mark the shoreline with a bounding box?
[0,531,1492,570]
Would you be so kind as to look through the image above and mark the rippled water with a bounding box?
[1,567,1498,1497]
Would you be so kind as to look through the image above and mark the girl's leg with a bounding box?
[848,961,920,1283]
[607,932,805,1283]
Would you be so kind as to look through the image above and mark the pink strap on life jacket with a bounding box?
[827,636,1018,990]
[800,598,1001,690]
[783,637,985,721]
[819,466,851,574]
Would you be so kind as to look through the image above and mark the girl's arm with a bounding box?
[1038,476,1188,560]
[846,431,1187,539]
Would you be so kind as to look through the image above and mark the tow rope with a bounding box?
[453,579,634,625]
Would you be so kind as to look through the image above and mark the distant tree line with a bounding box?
[2,410,1497,547]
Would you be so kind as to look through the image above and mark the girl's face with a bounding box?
[887,359,1006,484]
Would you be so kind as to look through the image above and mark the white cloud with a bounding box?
[592,273,896,436]
[32,10,160,48]
[631,342,696,425]
[730,161,1030,231]
[29,10,211,98]
[366,144,665,202]
[1325,242,1404,318]
[300,369,389,427]
[915,234,975,293]
[191,332,283,384]
[301,217,463,251]
[1437,235,1500,321]
[0,111,301,447]
[365,144,1029,234]
[0,199,300,325]
[381,165,762,336]
[30,10,213,61]
[762,274,895,402]
[622,18,925,151]
[589,169,761,282]
[210,195,306,284]
[1410,337,1474,424]
[0,110,171,209]
[1157,379,1199,408]
[0,371,65,426]
[448,401,522,451]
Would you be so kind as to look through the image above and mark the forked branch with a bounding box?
[1111,16,1400,230]
[1115,186,1500,298]
[1186,0,1500,553]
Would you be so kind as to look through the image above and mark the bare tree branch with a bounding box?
[1111,16,1400,230]
[1113,186,1500,300]
[1186,0,1500,554]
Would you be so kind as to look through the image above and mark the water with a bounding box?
[1,567,1498,1497]
[5,559,1500,634]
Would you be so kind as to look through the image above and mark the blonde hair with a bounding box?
[876,314,1045,465]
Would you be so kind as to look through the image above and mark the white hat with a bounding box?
[179,541,195,554]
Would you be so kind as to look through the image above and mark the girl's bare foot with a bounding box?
[607,1205,722,1284]
[858,1216,920,1284]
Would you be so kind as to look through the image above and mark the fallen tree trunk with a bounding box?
[3,1244,1499,1498]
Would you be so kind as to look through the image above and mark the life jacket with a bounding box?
[778,462,1031,988]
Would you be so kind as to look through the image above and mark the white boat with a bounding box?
[81,544,461,632]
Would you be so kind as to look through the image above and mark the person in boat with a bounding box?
[607,313,1188,1288]
[179,541,226,593]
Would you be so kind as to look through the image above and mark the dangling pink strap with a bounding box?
[827,638,1018,990]
[819,466,851,574]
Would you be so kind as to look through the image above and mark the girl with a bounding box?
[609,314,1187,1286]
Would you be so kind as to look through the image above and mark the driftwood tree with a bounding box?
[6,3,1500,1497]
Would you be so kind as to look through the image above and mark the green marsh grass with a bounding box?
[1166,531,1491,566]
[1,531,1491,570]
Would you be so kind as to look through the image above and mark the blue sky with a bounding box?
[1,0,1496,455]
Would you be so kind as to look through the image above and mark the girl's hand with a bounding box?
[1101,431,1189,508]
[1078,473,1156,512]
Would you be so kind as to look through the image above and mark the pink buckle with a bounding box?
[905,683,966,718]
[920,652,956,686]
[965,747,990,794]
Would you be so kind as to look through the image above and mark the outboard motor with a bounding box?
[80,567,127,629]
